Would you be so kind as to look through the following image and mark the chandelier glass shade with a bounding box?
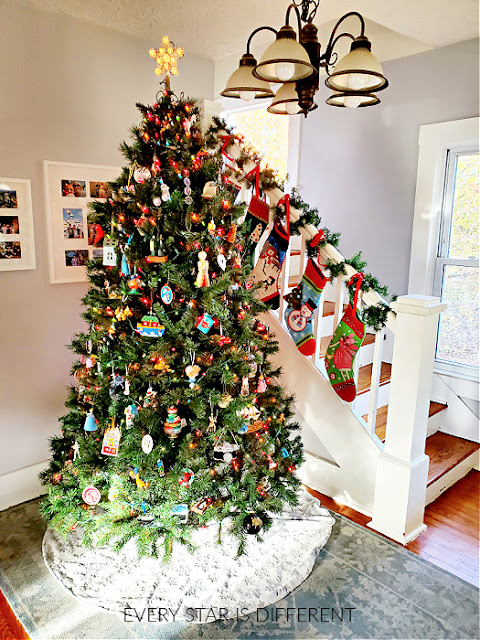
[221,3,389,116]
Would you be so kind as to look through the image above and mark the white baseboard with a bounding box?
[0,460,48,511]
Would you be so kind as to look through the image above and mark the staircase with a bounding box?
[215,127,479,546]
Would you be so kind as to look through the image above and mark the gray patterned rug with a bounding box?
[0,498,478,639]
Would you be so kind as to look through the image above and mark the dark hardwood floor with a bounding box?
[306,470,480,587]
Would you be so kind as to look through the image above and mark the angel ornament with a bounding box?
[195,251,210,288]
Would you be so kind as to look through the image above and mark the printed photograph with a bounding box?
[90,182,112,198]
[87,223,104,246]
[61,180,86,198]
[0,190,18,208]
[65,249,88,267]
[0,216,20,235]
[63,208,84,239]
[92,248,103,261]
[0,241,21,259]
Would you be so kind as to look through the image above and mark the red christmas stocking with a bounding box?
[246,195,290,309]
[244,166,269,264]
[283,258,327,356]
[325,274,365,402]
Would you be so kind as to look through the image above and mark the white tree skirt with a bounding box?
[42,489,335,623]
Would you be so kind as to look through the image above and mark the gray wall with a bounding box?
[0,1,214,476]
[297,39,479,298]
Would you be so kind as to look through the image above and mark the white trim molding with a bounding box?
[408,117,479,296]
[0,460,47,511]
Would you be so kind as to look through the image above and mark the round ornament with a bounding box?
[183,177,191,187]
[160,284,173,305]
[141,434,154,454]
[82,485,101,506]
[133,167,151,183]
[152,196,162,207]
[217,254,227,271]
[185,196,193,205]
[243,513,263,535]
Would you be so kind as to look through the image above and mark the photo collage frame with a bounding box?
[44,162,120,283]
[0,177,35,271]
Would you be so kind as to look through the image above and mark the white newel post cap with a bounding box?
[391,295,447,317]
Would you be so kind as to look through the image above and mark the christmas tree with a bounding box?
[40,85,304,558]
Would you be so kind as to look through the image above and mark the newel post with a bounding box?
[368,295,447,544]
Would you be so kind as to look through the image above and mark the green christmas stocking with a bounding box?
[325,274,365,402]
[283,258,327,356]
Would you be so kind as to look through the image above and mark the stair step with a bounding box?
[425,432,480,486]
[357,362,392,395]
[362,401,448,442]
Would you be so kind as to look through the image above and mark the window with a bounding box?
[434,151,479,371]
[224,105,289,183]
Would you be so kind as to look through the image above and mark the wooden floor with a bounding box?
[306,470,480,587]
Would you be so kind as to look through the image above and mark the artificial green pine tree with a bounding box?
[40,88,303,558]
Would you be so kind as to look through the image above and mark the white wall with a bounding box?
[0,1,214,482]
[296,39,479,298]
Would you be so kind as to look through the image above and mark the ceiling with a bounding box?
[17,0,479,61]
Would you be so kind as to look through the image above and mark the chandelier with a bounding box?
[221,0,388,116]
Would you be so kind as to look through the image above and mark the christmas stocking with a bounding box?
[246,195,290,309]
[284,258,327,356]
[244,166,270,263]
[325,274,365,402]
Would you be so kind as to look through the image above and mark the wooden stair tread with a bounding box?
[362,401,448,442]
[425,433,480,486]
[357,362,392,395]
[319,332,375,356]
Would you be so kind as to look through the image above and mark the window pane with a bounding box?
[229,108,289,182]
[436,265,479,367]
[448,153,479,259]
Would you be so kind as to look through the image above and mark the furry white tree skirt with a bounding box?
[42,489,335,623]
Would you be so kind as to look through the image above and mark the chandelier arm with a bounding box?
[323,33,355,74]
[246,26,278,55]
[322,11,365,65]
[285,3,303,35]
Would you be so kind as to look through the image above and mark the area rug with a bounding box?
[42,490,335,621]
[0,497,478,639]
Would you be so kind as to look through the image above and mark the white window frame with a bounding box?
[409,117,479,381]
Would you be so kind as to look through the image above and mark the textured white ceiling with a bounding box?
[17,0,479,60]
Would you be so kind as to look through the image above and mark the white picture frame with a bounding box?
[43,161,121,284]
[0,177,36,271]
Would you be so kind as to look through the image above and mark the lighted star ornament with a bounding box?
[149,36,184,77]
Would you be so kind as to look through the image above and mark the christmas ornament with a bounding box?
[256,374,267,393]
[182,114,196,137]
[115,306,132,322]
[156,459,165,476]
[148,37,184,76]
[207,412,217,432]
[284,258,327,356]
[52,473,62,484]
[109,372,125,398]
[120,252,131,276]
[153,356,171,372]
[123,376,130,395]
[267,454,277,470]
[171,504,188,523]
[241,376,250,396]
[152,196,162,207]
[191,497,209,515]
[257,477,271,495]
[101,420,121,456]
[72,440,80,460]
[213,442,239,463]
[133,167,151,183]
[218,393,233,408]
[160,182,170,202]
[216,252,227,271]
[143,386,158,408]
[281,447,289,458]
[127,275,143,293]
[136,314,165,337]
[82,485,101,506]
[124,404,139,428]
[164,406,183,438]
[196,313,214,334]
[147,236,168,263]
[225,223,237,243]
[83,410,97,432]
[92,224,104,246]
[195,251,210,288]
[160,283,173,304]
[185,364,201,388]
[178,468,194,487]
[207,219,216,235]
[129,467,150,489]
[202,181,217,199]
[102,240,117,267]
[141,434,154,454]
[325,273,365,402]
[243,513,263,535]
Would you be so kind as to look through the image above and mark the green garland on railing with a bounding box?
[206,117,395,330]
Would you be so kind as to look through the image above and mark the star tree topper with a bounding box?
[149,36,184,78]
